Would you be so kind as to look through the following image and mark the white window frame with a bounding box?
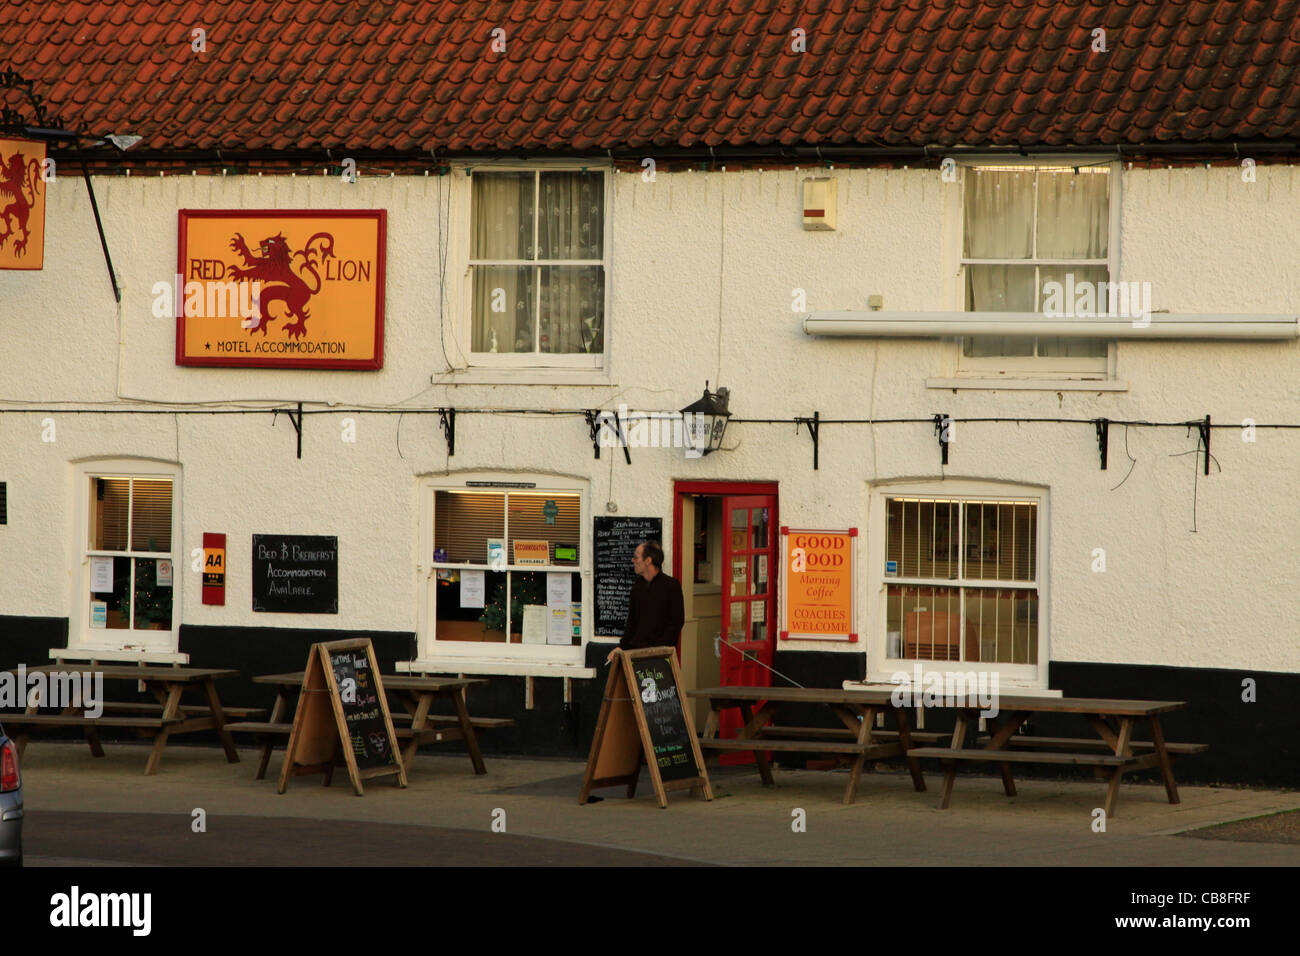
[65,459,183,661]
[866,479,1050,689]
[465,163,611,371]
[953,157,1121,379]
[412,472,592,675]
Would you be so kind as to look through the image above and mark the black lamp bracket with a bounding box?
[1197,414,1211,475]
[273,402,304,459]
[933,413,951,465]
[584,410,631,463]
[437,407,455,457]
[1095,418,1109,470]
[794,411,820,470]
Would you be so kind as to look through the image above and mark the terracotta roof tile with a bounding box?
[5,0,1300,154]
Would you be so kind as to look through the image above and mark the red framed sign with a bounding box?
[0,137,47,270]
[176,209,386,369]
[780,527,857,642]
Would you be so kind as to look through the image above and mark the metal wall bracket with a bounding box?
[1095,418,1109,470]
[795,410,820,469]
[1198,414,1211,475]
[583,410,630,463]
[437,407,455,456]
[276,402,303,459]
[933,413,951,465]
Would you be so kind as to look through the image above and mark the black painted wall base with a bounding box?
[2,618,1295,788]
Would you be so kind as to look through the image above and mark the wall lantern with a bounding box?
[681,383,730,458]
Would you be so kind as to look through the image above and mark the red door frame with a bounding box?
[671,480,780,651]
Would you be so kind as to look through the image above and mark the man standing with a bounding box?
[606,540,684,662]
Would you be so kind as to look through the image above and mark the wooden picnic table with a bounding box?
[689,687,1206,816]
[233,672,505,778]
[687,686,932,805]
[904,695,1205,817]
[0,664,248,775]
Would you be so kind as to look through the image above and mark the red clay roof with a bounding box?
[3,0,1299,154]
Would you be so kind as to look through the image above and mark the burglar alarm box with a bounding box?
[802,177,837,230]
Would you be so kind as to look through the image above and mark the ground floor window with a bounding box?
[882,494,1039,667]
[76,465,180,650]
[430,487,583,645]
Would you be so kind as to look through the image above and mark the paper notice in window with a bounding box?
[157,559,173,587]
[460,569,485,608]
[91,556,114,593]
[522,604,547,644]
[546,572,571,610]
[548,607,571,645]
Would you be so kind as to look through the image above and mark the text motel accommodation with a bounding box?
[1,0,1297,785]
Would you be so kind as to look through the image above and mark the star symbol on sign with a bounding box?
[204,342,211,350]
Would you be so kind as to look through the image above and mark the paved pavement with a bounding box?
[15,741,1300,866]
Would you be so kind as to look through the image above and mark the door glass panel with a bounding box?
[728,599,745,640]
[750,507,768,548]
[749,598,766,641]
[750,554,767,594]
[730,556,749,597]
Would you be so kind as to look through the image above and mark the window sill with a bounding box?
[397,658,596,679]
[433,368,614,387]
[53,646,190,665]
[927,377,1128,392]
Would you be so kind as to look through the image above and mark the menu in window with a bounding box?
[90,556,114,593]
[460,569,485,608]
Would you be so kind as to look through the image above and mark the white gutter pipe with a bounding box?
[803,311,1300,340]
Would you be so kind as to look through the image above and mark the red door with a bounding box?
[718,495,777,756]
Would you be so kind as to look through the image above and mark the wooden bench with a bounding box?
[0,714,183,729]
[95,702,266,720]
[995,736,1208,755]
[908,746,1143,767]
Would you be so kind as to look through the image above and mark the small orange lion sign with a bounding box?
[175,209,386,369]
[0,137,47,270]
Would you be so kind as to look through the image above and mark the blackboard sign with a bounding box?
[593,516,662,636]
[252,534,338,614]
[579,646,711,808]
[629,655,695,781]
[329,647,397,770]
[278,638,406,796]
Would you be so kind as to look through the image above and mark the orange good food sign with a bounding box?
[176,209,385,369]
[0,137,47,270]
[782,529,855,642]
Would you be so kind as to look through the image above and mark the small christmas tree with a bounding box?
[480,573,546,634]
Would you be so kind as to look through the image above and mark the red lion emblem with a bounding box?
[227,231,335,339]
[0,149,42,259]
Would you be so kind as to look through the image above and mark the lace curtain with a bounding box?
[964,168,1109,359]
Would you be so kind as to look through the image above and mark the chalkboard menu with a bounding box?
[629,654,695,781]
[579,645,712,808]
[329,647,397,770]
[252,534,338,613]
[594,516,662,636]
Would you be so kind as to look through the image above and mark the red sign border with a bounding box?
[0,136,47,271]
[175,208,386,370]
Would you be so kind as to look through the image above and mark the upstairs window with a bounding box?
[469,169,606,365]
[961,164,1112,373]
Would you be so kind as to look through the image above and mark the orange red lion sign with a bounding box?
[0,137,47,270]
[175,209,386,369]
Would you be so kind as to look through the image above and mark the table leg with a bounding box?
[451,687,487,775]
[738,702,775,786]
[1149,717,1180,805]
[402,691,433,773]
[938,711,971,809]
[202,678,239,764]
[842,705,875,805]
[1103,716,1134,819]
[893,706,927,792]
[145,683,184,775]
[64,702,104,758]
[257,688,291,780]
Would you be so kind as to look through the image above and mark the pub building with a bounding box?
[1,1,1297,788]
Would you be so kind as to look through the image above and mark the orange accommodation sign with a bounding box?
[176,209,386,369]
[781,528,856,642]
[0,137,47,270]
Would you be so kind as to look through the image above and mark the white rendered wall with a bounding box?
[0,164,1297,673]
